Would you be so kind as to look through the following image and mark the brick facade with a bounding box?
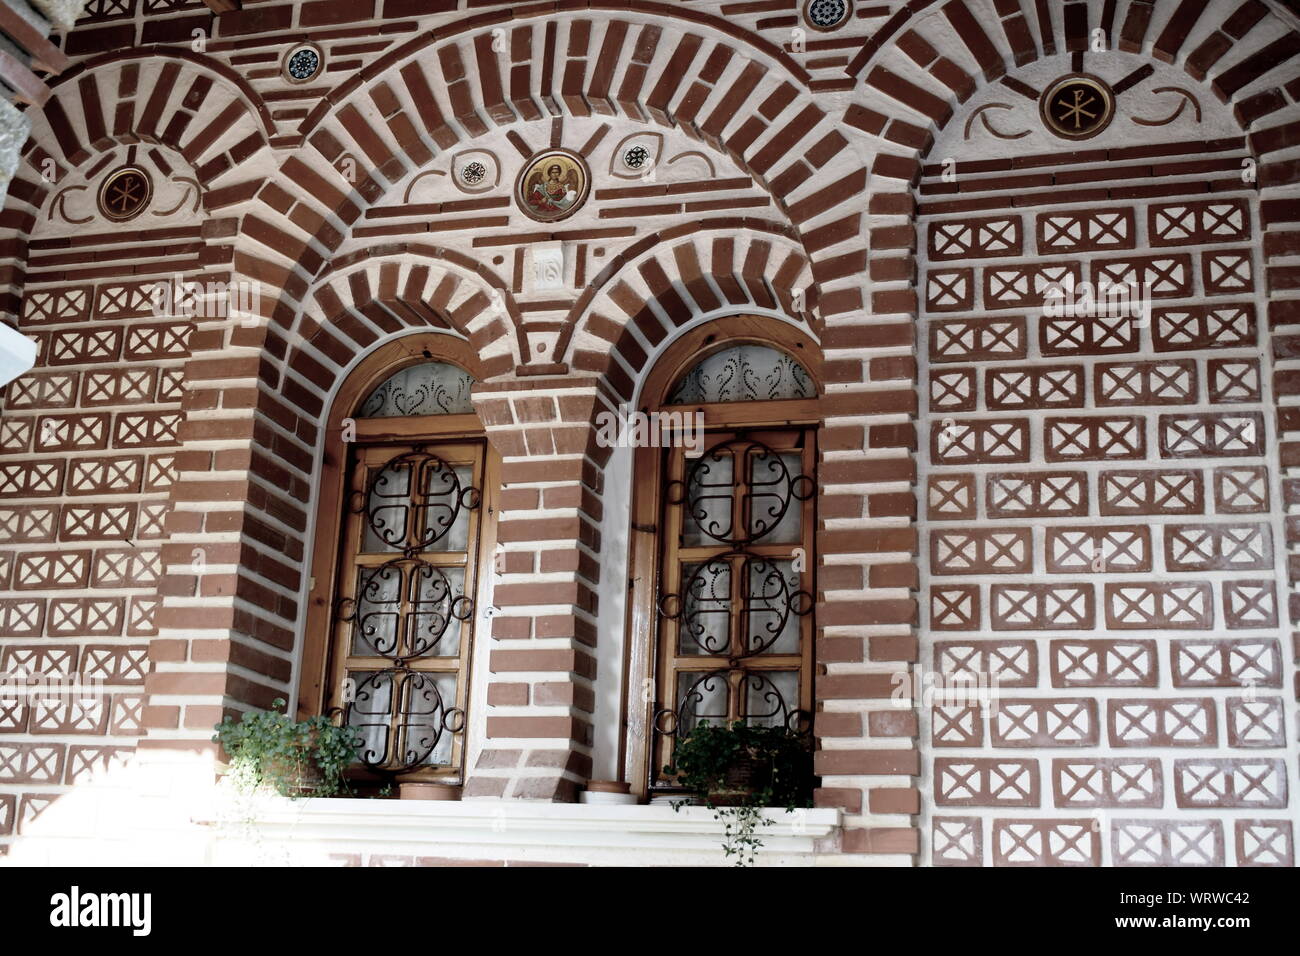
[0,0,1297,864]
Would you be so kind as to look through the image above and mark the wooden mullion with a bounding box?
[732,654,803,669]
[675,542,794,561]
[725,553,745,724]
[340,654,459,670]
[690,397,821,429]
[388,451,421,770]
[326,448,377,721]
[799,433,817,719]
[353,413,483,442]
[389,557,415,758]
[733,441,756,723]
[654,443,691,780]
[399,658,463,672]
[353,550,469,567]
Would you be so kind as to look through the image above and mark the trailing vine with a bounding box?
[664,720,814,867]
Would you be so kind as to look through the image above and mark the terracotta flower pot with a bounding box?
[585,780,632,794]
[263,755,324,796]
[707,752,763,806]
[399,782,462,801]
[580,779,637,805]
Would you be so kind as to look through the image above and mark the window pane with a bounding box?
[358,361,475,417]
[346,670,393,766]
[675,671,730,735]
[400,672,458,767]
[744,671,799,728]
[748,450,803,543]
[678,560,731,656]
[408,565,466,657]
[362,461,411,553]
[667,345,815,404]
[345,670,460,770]
[682,450,734,546]
[419,463,473,552]
[745,558,803,656]
[351,565,401,656]
[362,457,474,554]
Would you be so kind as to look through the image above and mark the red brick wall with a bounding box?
[0,223,216,839]
[0,0,1298,863]
[880,0,1300,867]
[919,141,1292,865]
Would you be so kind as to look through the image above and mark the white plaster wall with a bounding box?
[591,442,631,782]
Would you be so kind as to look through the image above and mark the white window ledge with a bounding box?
[195,797,841,866]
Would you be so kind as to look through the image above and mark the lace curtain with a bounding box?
[666,344,815,404]
[358,361,475,418]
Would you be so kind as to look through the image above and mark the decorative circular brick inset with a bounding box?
[515,148,590,223]
[461,161,487,185]
[622,145,650,170]
[97,166,152,222]
[283,43,323,83]
[804,0,852,31]
[1040,73,1115,140]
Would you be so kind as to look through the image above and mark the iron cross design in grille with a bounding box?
[651,431,816,785]
[330,444,483,778]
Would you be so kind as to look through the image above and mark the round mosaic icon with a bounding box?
[461,161,487,185]
[622,145,650,170]
[97,166,152,222]
[515,149,591,223]
[283,44,323,83]
[804,0,851,30]
[1040,73,1115,140]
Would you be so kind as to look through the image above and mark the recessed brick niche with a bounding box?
[0,0,1296,867]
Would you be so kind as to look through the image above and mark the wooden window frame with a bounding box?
[297,336,498,784]
[621,316,823,798]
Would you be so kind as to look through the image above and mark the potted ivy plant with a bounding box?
[212,698,362,798]
[663,720,814,866]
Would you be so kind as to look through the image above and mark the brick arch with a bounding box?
[279,248,527,419]
[49,46,275,144]
[556,217,820,363]
[0,48,275,323]
[233,9,870,353]
[178,6,868,772]
[874,0,1300,867]
[844,0,1300,86]
[295,0,815,139]
[854,0,1300,172]
[281,243,527,387]
[565,227,819,402]
[148,257,527,733]
[4,47,272,230]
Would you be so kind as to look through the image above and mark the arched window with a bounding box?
[299,338,495,785]
[623,318,821,796]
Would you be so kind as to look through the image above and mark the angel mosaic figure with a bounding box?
[517,152,589,221]
[526,163,578,213]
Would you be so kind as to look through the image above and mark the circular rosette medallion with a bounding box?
[283,43,323,83]
[1040,73,1115,140]
[804,0,852,31]
[515,148,591,223]
[98,166,152,222]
